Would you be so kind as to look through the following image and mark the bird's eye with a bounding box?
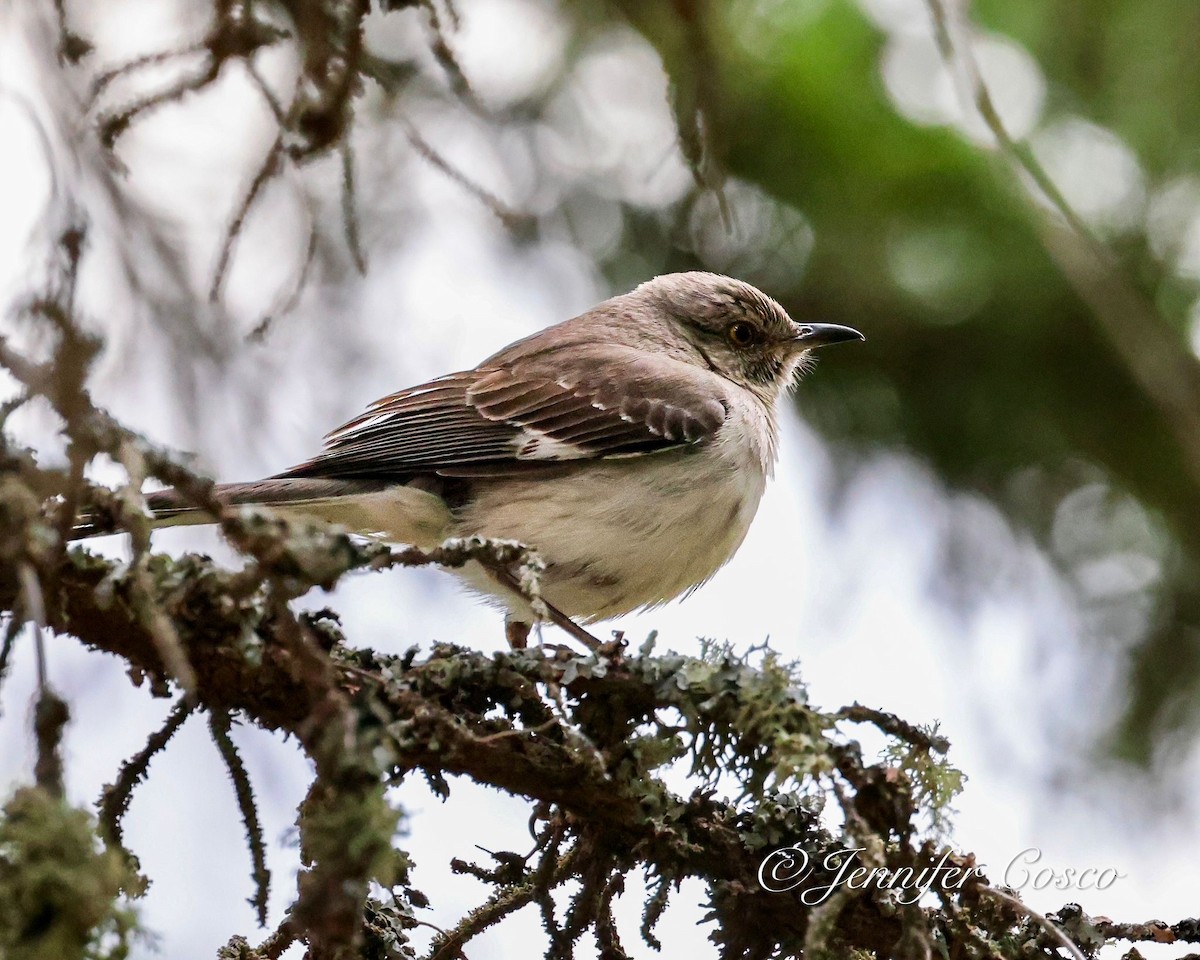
[727,321,756,348]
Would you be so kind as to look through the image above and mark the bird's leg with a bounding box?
[538,598,603,651]
[490,567,602,651]
[505,618,530,649]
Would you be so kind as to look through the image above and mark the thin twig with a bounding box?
[53,0,91,62]
[437,0,462,33]
[33,686,70,799]
[245,58,287,125]
[257,916,298,959]
[834,703,950,754]
[238,65,309,337]
[419,0,480,109]
[210,709,272,927]
[0,616,21,699]
[639,875,670,950]
[1093,916,1200,945]
[340,139,368,274]
[98,697,194,849]
[120,436,198,695]
[17,564,47,691]
[428,837,583,960]
[400,116,530,233]
[97,57,221,148]
[978,886,1087,960]
[210,137,285,303]
[594,871,627,959]
[248,200,318,343]
[88,43,207,110]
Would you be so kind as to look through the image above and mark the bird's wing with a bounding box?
[279,348,728,480]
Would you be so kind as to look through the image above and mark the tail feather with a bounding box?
[71,478,453,547]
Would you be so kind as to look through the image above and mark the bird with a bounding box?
[79,272,862,646]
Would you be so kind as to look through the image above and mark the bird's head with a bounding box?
[635,272,864,400]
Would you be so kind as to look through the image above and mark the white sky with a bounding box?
[2,1,1198,958]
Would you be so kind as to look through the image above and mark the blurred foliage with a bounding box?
[0,786,142,960]
[594,0,1200,764]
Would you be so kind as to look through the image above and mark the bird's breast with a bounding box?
[453,429,770,621]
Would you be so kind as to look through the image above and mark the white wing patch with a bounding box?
[516,432,592,461]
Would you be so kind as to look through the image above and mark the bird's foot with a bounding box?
[503,611,607,654]
[505,619,531,650]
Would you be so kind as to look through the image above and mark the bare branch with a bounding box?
[418,0,481,111]
[209,710,271,927]
[97,697,194,853]
[400,116,533,234]
[979,886,1087,960]
[340,139,368,275]
[210,138,285,304]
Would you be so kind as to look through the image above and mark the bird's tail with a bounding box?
[71,478,452,547]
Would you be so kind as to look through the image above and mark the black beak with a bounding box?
[792,323,865,348]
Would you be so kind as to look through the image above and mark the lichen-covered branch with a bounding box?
[2,291,1194,954]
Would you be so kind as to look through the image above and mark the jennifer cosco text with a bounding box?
[758,846,1124,905]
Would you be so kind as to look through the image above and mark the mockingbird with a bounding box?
[82,272,862,646]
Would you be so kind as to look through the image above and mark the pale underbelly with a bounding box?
[454,452,766,622]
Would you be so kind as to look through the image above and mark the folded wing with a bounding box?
[279,347,728,481]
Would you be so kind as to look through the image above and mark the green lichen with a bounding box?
[0,786,142,960]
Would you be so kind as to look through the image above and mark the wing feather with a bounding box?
[279,347,728,481]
